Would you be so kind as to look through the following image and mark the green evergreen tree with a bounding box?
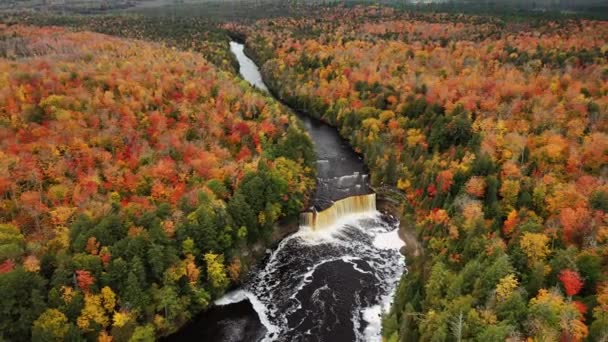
[0,268,47,341]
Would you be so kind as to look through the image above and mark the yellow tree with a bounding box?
[32,309,70,341]
[520,232,550,264]
[204,253,229,291]
[495,274,519,301]
[77,287,116,331]
[77,294,108,331]
[101,286,116,312]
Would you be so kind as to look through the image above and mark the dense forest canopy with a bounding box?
[228,6,608,341]
[0,1,607,341]
[0,24,315,340]
[8,14,240,73]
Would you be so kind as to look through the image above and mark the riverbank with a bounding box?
[376,196,423,259]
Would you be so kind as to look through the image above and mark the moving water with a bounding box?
[300,194,377,230]
[168,42,406,342]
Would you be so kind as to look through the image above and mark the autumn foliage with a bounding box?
[0,3,607,340]
[76,270,95,293]
[0,24,315,340]
[228,6,608,341]
[560,269,584,297]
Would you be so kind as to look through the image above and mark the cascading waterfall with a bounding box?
[300,194,377,230]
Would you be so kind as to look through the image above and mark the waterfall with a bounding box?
[300,193,377,230]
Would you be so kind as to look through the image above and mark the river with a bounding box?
[167,41,406,342]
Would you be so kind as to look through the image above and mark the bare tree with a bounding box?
[450,311,463,342]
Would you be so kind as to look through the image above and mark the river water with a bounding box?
[167,42,406,342]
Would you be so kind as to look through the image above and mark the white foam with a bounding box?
[351,294,364,341]
[291,258,340,299]
[373,228,405,250]
[214,290,248,306]
[296,210,380,245]
[260,234,299,272]
[358,228,406,341]
[362,305,384,341]
[343,256,374,275]
[215,290,280,340]
[336,174,360,188]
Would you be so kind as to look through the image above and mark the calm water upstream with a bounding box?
[167,41,406,342]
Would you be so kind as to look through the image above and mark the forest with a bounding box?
[229,6,608,341]
[0,1,607,342]
[0,24,315,340]
[4,13,239,73]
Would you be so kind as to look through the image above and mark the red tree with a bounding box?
[436,170,454,193]
[100,250,111,267]
[573,300,588,318]
[76,269,95,293]
[0,260,15,274]
[559,269,584,297]
[427,184,437,198]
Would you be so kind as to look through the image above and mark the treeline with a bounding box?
[4,13,239,73]
[0,0,137,14]
[0,25,315,340]
[230,6,608,341]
